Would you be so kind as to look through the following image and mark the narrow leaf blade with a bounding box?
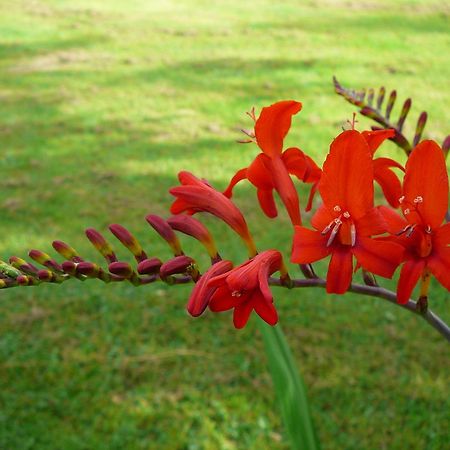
[258,320,320,450]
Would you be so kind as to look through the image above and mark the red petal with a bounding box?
[233,301,254,329]
[257,189,278,218]
[326,249,353,294]
[311,204,334,231]
[271,156,302,226]
[319,130,374,219]
[433,223,450,246]
[353,237,403,278]
[247,154,274,190]
[357,207,390,237]
[254,101,302,157]
[187,260,233,316]
[373,157,404,208]
[305,182,319,212]
[253,297,278,326]
[428,248,450,291]
[362,129,395,155]
[209,286,236,312]
[403,140,449,228]
[282,147,307,180]
[291,226,331,263]
[377,206,408,234]
[223,168,248,198]
[397,259,425,304]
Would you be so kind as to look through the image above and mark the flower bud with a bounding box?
[159,255,194,279]
[85,228,117,263]
[146,214,183,256]
[109,224,147,262]
[52,240,83,262]
[108,261,134,279]
[76,262,100,277]
[167,215,218,259]
[9,256,38,275]
[28,249,62,272]
[137,257,162,275]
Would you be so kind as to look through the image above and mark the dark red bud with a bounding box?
[85,228,117,263]
[160,256,194,278]
[76,262,99,277]
[108,261,134,278]
[109,224,147,261]
[52,240,83,262]
[137,257,162,275]
[146,214,182,255]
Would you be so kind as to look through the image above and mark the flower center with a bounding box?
[321,206,356,247]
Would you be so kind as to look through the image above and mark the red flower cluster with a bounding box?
[168,101,449,328]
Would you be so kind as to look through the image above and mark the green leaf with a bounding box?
[258,319,320,450]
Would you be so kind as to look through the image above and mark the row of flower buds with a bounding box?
[0,214,220,290]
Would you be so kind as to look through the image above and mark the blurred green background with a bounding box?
[0,0,449,449]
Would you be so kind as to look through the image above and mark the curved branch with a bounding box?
[269,277,450,342]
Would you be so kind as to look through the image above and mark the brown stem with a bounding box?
[268,277,450,342]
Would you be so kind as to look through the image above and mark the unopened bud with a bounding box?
[8,256,38,275]
[61,261,77,276]
[52,240,83,262]
[137,257,162,275]
[85,228,117,263]
[29,250,62,272]
[108,261,134,279]
[109,224,147,262]
[146,214,183,256]
[160,255,195,279]
[167,215,218,259]
[76,262,100,277]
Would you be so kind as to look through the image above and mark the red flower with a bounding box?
[291,130,404,294]
[170,171,257,256]
[224,101,321,225]
[207,250,283,329]
[379,140,450,303]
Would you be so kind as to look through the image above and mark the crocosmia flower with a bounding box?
[207,250,283,329]
[224,101,321,224]
[170,171,257,256]
[379,140,450,303]
[291,130,404,294]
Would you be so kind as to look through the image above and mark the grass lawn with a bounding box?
[0,0,449,448]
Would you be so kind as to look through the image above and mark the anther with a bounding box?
[404,208,410,215]
[413,196,423,204]
[343,211,350,219]
[425,225,432,234]
[405,224,416,237]
[399,196,405,204]
[326,221,341,247]
[350,223,356,247]
[396,225,412,236]
[333,205,341,212]
[232,290,242,297]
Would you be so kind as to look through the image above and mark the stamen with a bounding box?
[333,205,341,212]
[232,290,242,297]
[413,196,423,204]
[405,224,416,237]
[343,211,350,219]
[399,196,405,204]
[326,221,341,247]
[321,220,335,235]
[404,208,410,215]
[350,223,356,247]
[425,225,432,234]
[396,224,412,236]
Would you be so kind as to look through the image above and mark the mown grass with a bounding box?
[0,0,449,449]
